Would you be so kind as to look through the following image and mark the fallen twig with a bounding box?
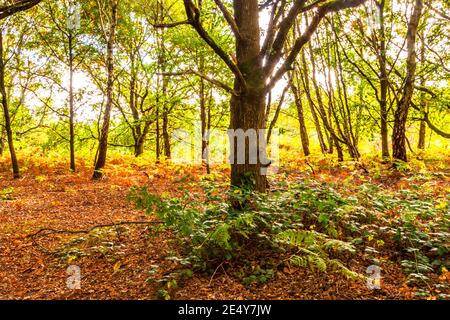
[27,221,163,255]
[27,220,162,239]
[305,161,316,175]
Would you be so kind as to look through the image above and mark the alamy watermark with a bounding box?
[66,265,81,290]
[366,265,381,290]
[67,1,81,31]
[172,125,281,175]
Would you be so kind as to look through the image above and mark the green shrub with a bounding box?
[128,180,362,293]
[128,177,449,298]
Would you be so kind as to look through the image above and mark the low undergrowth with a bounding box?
[128,176,449,300]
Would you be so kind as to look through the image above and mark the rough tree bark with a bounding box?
[392,0,423,163]
[229,0,267,191]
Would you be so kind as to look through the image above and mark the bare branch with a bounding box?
[159,70,237,96]
[213,0,241,40]
[266,0,368,92]
[152,20,191,28]
[0,0,42,19]
[425,1,450,21]
[183,0,246,91]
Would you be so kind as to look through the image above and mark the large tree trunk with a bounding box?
[93,0,118,180]
[230,0,267,192]
[183,0,368,196]
[135,137,145,157]
[392,0,423,163]
[0,29,20,179]
[334,137,344,162]
[230,93,267,191]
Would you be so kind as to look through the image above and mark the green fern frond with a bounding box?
[329,259,362,280]
[277,229,325,247]
[211,223,231,249]
[323,239,356,254]
[290,255,308,268]
[308,254,327,272]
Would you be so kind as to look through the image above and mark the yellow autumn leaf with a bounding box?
[113,261,122,273]
[435,201,447,209]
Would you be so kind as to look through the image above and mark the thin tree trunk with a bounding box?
[161,72,170,159]
[162,106,170,159]
[161,66,170,159]
[0,124,5,156]
[93,0,118,180]
[200,72,208,170]
[68,32,76,172]
[392,0,423,163]
[206,92,211,174]
[128,52,144,157]
[267,83,289,144]
[417,31,426,150]
[291,82,310,156]
[333,35,360,159]
[378,0,390,158]
[0,29,20,179]
[417,113,426,149]
[155,103,160,162]
[156,1,169,161]
[135,138,144,157]
[300,50,327,154]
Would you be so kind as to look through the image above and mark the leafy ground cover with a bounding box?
[0,154,448,300]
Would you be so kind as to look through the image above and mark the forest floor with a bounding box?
[0,154,449,300]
